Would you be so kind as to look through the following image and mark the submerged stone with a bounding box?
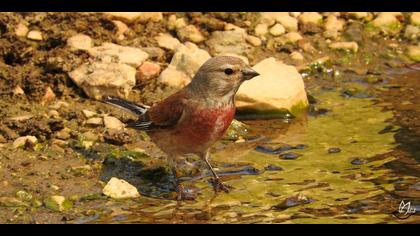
[279,152,302,160]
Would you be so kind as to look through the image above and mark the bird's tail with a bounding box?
[102,96,149,116]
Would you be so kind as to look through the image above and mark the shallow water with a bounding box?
[74,80,419,224]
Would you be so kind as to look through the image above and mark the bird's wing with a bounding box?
[127,91,188,131]
[102,96,149,116]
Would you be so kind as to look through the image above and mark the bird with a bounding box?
[103,56,260,200]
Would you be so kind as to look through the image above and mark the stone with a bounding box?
[245,35,262,47]
[88,43,149,68]
[103,116,125,130]
[27,30,43,41]
[69,61,136,100]
[55,128,71,140]
[347,12,369,19]
[175,18,188,30]
[42,86,56,104]
[15,23,28,37]
[0,197,29,207]
[255,23,268,37]
[236,57,308,116]
[102,12,163,24]
[276,13,298,32]
[136,61,161,82]
[48,110,60,119]
[290,51,304,61]
[82,110,97,119]
[158,66,191,88]
[259,12,282,26]
[112,20,128,40]
[141,47,165,61]
[407,45,420,62]
[269,23,286,36]
[67,34,93,51]
[324,15,345,39]
[404,25,419,40]
[177,25,205,43]
[13,86,25,96]
[103,177,140,199]
[168,42,211,78]
[298,12,323,25]
[371,12,402,35]
[283,32,303,44]
[224,23,247,35]
[290,12,301,18]
[13,136,37,149]
[411,12,420,26]
[329,41,359,53]
[154,33,181,51]
[44,196,73,212]
[206,30,250,55]
[86,117,103,126]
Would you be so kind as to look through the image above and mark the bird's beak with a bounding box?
[242,67,260,80]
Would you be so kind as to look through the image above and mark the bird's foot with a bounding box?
[176,184,197,201]
[209,178,232,193]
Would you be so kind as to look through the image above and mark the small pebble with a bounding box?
[328,147,342,154]
[264,164,284,171]
[351,158,368,165]
[279,152,302,160]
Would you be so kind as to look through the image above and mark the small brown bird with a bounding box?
[103,56,259,200]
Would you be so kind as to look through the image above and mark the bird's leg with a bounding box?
[168,157,196,201]
[203,151,232,193]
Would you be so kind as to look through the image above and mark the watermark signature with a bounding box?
[392,200,417,220]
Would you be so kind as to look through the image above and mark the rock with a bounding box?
[103,12,163,24]
[206,30,250,55]
[276,14,298,32]
[48,110,60,119]
[27,30,43,41]
[158,66,191,88]
[290,51,304,61]
[283,32,303,44]
[175,17,188,30]
[141,47,165,61]
[224,119,250,141]
[404,25,419,40]
[16,190,33,202]
[0,134,6,143]
[407,45,420,62]
[324,15,345,39]
[347,12,369,20]
[55,128,71,140]
[44,196,73,212]
[82,110,97,119]
[67,34,93,51]
[259,12,282,26]
[13,86,25,96]
[167,42,211,78]
[224,23,247,35]
[82,131,99,142]
[86,117,103,126]
[351,158,368,165]
[103,116,125,130]
[42,86,56,104]
[255,23,268,37]
[69,61,136,100]
[102,177,140,199]
[371,12,402,35]
[272,193,314,210]
[0,197,29,207]
[245,35,262,47]
[264,164,284,171]
[136,61,161,82]
[279,152,302,160]
[410,12,420,26]
[290,12,301,18]
[13,136,37,149]
[112,20,128,40]
[329,41,359,53]
[15,23,28,37]
[236,57,308,116]
[88,43,149,68]
[177,25,205,43]
[298,12,323,25]
[155,33,181,51]
[328,147,342,154]
[269,23,286,36]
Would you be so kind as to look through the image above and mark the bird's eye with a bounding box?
[224,68,234,75]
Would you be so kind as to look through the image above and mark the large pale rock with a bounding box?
[371,13,402,35]
[324,15,345,37]
[329,41,359,53]
[102,12,163,24]
[177,25,205,43]
[13,136,37,149]
[154,33,181,51]
[167,42,211,78]
[67,34,93,51]
[88,43,149,67]
[407,45,420,62]
[255,23,268,37]
[69,61,136,100]
[104,116,125,130]
[245,35,262,47]
[158,66,191,88]
[259,12,298,32]
[15,23,29,37]
[269,23,286,36]
[206,30,250,55]
[27,30,43,41]
[236,57,308,116]
[411,12,420,26]
[298,12,323,25]
[103,177,140,199]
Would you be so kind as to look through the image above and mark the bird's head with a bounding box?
[189,56,259,100]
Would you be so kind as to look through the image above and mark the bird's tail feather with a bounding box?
[102,96,149,116]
